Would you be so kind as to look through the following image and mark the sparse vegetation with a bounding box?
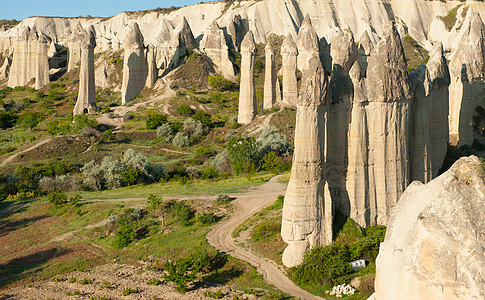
[439,4,463,31]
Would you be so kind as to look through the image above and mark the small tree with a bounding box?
[163,258,196,293]
[121,167,140,186]
[20,112,42,132]
[208,75,234,91]
[146,114,168,130]
[47,189,68,206]
[227,136,260,175]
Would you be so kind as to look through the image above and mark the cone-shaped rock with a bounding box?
[357,30,374,76]
[35,34,50,90]
[375,156,485,299]
[296,14,320,72]
[0,56,11,81]
[281,34,298,107]
[121,23,147,105]
[346,22,412,227]
[67,23,84,72]
[8,27,34,87]
[227,14,247,50]
[200,21,235,80]
[281,54,332,268]
[263,42,277,110]
[449,12,485,146]
[237,31,257,125]
[74,27,97,115]
[331,29,358,74]
[145,44,157,88]
[167,17,196,70]
[409,44,450,183]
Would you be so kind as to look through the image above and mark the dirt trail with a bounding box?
[0,138,52,168]
[207,176,324,300]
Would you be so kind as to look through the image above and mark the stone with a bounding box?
[375,156,485,300]
[331,29,358,74]
[237,31,257,125]
[74,26,97,115]
[281,53,332,268]
[263,42,277,110]
[296,14,320,72]
[35,34,50,90]
[121,23,147,105]
[67,23,84,72]
[346,22,412,227]
[409,43,450,183]
[227,14,247,50]
[145,44,157,88]
[357,30,374,77]
[169,17,196,69]
[200,21,235,80]
[0,56,11,81]
[281,34,298,107]
[8,27,34,87]
[448,12,485,146]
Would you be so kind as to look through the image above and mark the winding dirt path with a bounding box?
[207,176,323,300]
[0,138,52,168]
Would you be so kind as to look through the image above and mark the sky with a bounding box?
[1,1,207,21]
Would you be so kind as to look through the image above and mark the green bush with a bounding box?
[177,104,194,116]
[172,132,190,147]
[163,258,196,293]
[257,126,292,156]
[47,189,68,206]
[259,151,281,173]
[192,111,212,126]
[19,112,43,131]
[201,165,219,180]
[195,147,217,159]
[0,111,17,129]
[227,136,260,175]
[156,123,175,143]
[114,211,138,249]
[101,129,116,143]
[208,75,235,91]
[146,114,168,130]
[196,212,217,225]
[251,217,281,242]
[147,194,163,212]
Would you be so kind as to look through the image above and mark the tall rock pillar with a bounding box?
[281,54,332,268]
[35,34,50,90]
[145,44,157,88]
[296,14,320,72]
[8,27,32,87]
[121,23,147,105]
[281,34,298,107]
[74,27,97,115]
[263,42,277,110]
[237,31,256,125]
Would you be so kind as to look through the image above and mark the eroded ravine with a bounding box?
[207,175,323,300]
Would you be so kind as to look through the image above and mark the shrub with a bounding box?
[0,111,17,129]
[201,165,219,180]
[156,123,175,143]
[195,147,217,159]
[146,114,168,130]
[192,111,212,126]
[147,194,163,212]
[163,258,196,293]
[257,126,292,156]
[47,189,68,206]
[211,150,231,173]
[259,151,281,173]
[251,218,281,242]
[114,211,138,249]
[216,194,230,203]
[147,278,161,285]
[227,136,260,175]
[183,118,208,140]
[172,132,190,147]
[122,287,140,296]
[208,75,234,91]
[39,175,81,192]
[177,104,194,116]
[196,212,217,225]
[101,129,116,143]
[19,112,43,131]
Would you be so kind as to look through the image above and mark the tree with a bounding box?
[20,112,42,131]
[0,111,17,129]
[121,167,140,186]
[227,136,260,175]
[146,114,168,130]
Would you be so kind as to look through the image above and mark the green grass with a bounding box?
[75,174,273,200]
[439,4,463,31]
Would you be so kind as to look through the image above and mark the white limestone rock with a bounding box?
[237,31,257,125]
[281,34,298,107]
[375,155,485,300]
[200,21,235,80]
[121,23,147,105]
[281,53,332,268]
[263,42,277,110]
[74,26,97,115]
[35,34,50,90]
[145,44,157,88]
[296,14,320,72]
[0,56,11,81]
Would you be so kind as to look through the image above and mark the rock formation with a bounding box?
[374,156,485,300]
[296,14,320,72]
[409,44,450,183]
[281,53,332,268]
[281,34,298,107]
[145,44,157,88]
[121,23,147,105]
[0,56,11,81]
[200,21,235,80]
[8,27,34,87]
[227,14,247,50]
[346,22,412,227]
[169,17,196,70]
[263,42,277,110]
[357,30,374,76]
[74,26,96,115]
[35,34,50,90]
[66,24,84,72]
[237,31,257,125]
[448,12,485,146]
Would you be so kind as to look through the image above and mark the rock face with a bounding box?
[74,26,96,115]
[346,22,412,226]
[35,34,50,90]
[281,34,298,107]
[8,27,35,87]
[145,44,157,88]
[66,24,84,72]
[200,21,235,80]
[375,156,485,300]
[281,54,332,268]
[296,14,320,72]
[0,56,11,80]
[121,23,147,105]
[237,31,257,125]
[409,44,450,183]
[448,12,485,146]
[263,42,277,110]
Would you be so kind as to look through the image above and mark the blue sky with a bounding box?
[1,1,206,21]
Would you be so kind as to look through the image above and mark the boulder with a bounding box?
[237,31,257,125]
[375,156,485,300]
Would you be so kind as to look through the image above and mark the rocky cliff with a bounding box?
[374,155,485,299]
